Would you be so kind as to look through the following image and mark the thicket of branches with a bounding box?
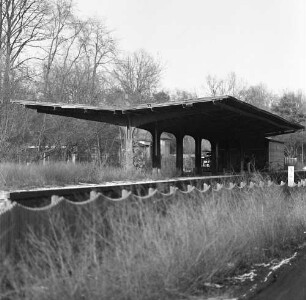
[0,0,305,164]
[0,0,166,163]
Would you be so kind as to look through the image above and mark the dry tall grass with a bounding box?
[0,162,98,189]
[0,162,177,190]
[1,185,306,299]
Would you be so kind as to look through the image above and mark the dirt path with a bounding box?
[249,249,306,300]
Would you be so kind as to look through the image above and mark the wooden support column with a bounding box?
[195,136,202,175]
[210,141,219,174]
[225,141,231,171]
[215,141,219,173]
[122,125,134,171]
[176,134,184,175]
[240,141,244,173]
[210,142,216,173]
[152,126,161,170]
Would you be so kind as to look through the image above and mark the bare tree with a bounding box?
[44,17,117,105]
[204,72,247,99]
[0,0,50,156]
[170,89,197,101]
[243,83,277,109]
[113,49,162,105]
[79,18,117,104]
[205,75,223,97]
[204,73,278,110]
[0,0,49,104]
[0,1,120,161]
[40,0,76,101]
[35,16,117,160]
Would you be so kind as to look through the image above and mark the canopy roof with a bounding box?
[12,96,303,139]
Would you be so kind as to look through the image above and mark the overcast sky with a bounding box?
[75,0,306,96]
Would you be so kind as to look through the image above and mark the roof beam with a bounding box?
[36,108,128,126]
[214,102,294,130]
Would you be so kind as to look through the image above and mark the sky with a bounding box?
[75,0,306,96]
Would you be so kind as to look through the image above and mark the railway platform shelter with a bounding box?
[13,96,304,175]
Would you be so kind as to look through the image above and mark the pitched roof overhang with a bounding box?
[12,96,304,139]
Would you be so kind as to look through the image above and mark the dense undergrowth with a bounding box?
[0,162,177,190]
[1,183,306,299]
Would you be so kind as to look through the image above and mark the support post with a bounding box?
[210,141,219,174]
[215,141,219,173]
[302,129,304,167]
[288,165,295,187]
[122,125,134,171]
[176,134,184,175]
[195,136,202,175]
[240,141,244,173]
[225,141,230,171]
[152,126,161,170]
[210,141,216,174]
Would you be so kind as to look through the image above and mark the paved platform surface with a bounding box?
[250,249,306,300]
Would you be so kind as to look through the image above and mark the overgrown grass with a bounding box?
[1,184,306,299]
[0,162,178,190]
[0,162,97,189]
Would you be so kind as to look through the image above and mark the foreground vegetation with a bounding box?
[1,183,306,299]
